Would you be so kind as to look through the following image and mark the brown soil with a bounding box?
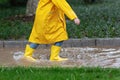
[4,14,35,22]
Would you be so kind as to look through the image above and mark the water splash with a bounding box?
[13,51,24,61]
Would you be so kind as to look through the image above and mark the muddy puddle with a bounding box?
[0,47,120,68]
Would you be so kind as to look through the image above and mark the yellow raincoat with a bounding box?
[29,0,78,44]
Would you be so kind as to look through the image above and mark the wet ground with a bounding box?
[0,47,120,68]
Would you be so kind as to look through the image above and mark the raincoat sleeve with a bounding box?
[52,0,78,20]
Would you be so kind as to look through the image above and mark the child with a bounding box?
[24,0,80,62]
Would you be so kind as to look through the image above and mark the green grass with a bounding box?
[0,0,120,39]
[0,67,120,80]
[0,6,32,40]
[0,0,8,3]
[0,20,32,39]
[67,0,120,38]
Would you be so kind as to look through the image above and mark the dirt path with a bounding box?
[0,47,120,68]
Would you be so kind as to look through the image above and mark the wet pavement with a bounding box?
[0,47,120,68]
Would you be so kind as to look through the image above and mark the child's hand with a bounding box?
[74,18,80,25]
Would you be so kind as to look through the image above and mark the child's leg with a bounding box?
[50,41,68,61]
[54,41,63,47]
[24,43,39,62]
[30,43,39,49]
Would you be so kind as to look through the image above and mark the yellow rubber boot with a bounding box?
[24,44,36,62]
[50,45,68,61]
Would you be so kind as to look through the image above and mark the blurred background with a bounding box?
[0,0,120,40]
